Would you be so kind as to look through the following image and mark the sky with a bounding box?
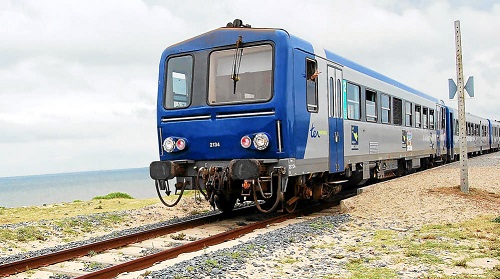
[1,0,499,177]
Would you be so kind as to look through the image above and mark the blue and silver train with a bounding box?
[150,19,500,213]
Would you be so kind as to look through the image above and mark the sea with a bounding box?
[0,168,160,208]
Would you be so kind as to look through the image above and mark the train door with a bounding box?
[327,65,344,173]
[436,105,446,158]
[449,111,455,159]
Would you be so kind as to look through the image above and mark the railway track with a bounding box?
[0,194,353,279]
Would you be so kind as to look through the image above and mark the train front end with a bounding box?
[150,22,291,213]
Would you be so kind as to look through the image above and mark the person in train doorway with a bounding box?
[310,69,321,80]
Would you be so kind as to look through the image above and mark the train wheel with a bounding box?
[214,193,238,213]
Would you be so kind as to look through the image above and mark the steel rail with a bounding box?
[76,202,335,279]
[0,206,255,277]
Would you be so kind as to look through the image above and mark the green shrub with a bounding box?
[92,192,133,200]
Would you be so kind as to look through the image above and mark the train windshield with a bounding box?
[208,44,273,105]
[164,55,193,109]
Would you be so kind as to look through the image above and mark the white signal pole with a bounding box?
[454,20,469,193]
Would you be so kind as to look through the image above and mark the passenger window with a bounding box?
[381,94,391,124]
[329,77,334,117]
[393,98,402,126]
[429,109,435,130]
[441,107,446,129]
[365,89,377,122]
[346,83,361,120]
[405,102,412,127]
[306,59,318,113]
[423,107,428,129]
[415,105,421,128]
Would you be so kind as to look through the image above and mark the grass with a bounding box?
[278,256,298,265]
[378,216,499,275]
[346,262,399,279]
[0,192,163,245]
[170,233,186,240]
[0,194,159,225]
[201,259,220,273]
[0,226,47,242]
[305,215,500,278]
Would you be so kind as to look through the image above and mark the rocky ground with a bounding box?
[3,153,500,279]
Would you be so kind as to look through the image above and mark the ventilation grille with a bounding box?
[369,142,379,154]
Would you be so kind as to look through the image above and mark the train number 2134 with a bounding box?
[210,142,221,148]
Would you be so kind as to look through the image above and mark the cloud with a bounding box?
[1,0,499,177]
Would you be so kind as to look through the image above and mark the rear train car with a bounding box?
[489,119,500,151]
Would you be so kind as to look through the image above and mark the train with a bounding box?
[149,19,500,213]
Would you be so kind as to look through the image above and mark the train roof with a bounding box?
[322,50,440,103]
[163,22,440,104]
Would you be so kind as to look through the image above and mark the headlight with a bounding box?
[253,133,269,150]
[163,137,176,153]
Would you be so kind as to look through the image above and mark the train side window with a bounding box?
[346,82,361,120]
[337,79,342,118]
[441,107,446,129]
[365,89,377,122]
[393,97,403,126]
[381,94,391,124]
[415,105,421,128]
[306,59,318,113]
[429,109,435,130]
[423,107,428,129]
[329,77,334,117]
[405,101,412,127]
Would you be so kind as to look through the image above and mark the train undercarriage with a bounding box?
[150,159,346,213]
[150,154,449,214]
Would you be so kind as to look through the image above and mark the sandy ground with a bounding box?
[342,152,500,228]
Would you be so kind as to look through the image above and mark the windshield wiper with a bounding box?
[231,36,243,94]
